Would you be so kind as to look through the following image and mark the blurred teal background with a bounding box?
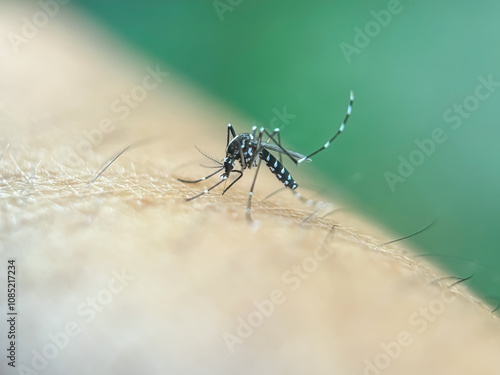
[72,1,500,305]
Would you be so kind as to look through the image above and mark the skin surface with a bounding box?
[1,4,499,374]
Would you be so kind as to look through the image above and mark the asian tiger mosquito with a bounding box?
[178,91,354,222]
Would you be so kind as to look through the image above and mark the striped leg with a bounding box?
[221,170,243,195]
[244,127,284,223]
[292,190,317,207]
[178,167,224,184]
[252,127,301,165]
[270,128,282,164]
[298,91,354,163]
[246,158,263,223]
[182,169,243,201]
[227,124,236,146]
[251,125,282,161]
[184,177,227,201]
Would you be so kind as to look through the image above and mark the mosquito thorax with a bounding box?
[226,133,253,152]
[226,133,256,168]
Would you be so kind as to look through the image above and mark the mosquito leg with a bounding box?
[261,128,298,164]
[177,167,224,183]
[292,190,314,206]
[249,127,283,167]
[248,126,265,167]
[185,177,227,201]
[246,158,263,223]
[298,91,354,163]
[291,189,327,208]
[269,128,283,164]
[227,124,236,146]
[222,170,243,194]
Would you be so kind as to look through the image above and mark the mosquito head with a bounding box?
[223,136,242,177]
[222,156,235,178]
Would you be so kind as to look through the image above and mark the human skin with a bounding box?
[1,4,499,375]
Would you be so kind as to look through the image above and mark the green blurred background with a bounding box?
[71,1,500,305]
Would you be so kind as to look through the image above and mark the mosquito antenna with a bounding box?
[194,145,223,166]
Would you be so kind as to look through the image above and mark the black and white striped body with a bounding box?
[224,133,298,190]
[259,149,298,189]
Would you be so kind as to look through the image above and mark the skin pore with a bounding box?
[1,4,499,374]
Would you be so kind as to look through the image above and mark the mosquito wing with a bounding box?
[260,142,312,162]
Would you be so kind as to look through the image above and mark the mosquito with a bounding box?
[178,91,354,222]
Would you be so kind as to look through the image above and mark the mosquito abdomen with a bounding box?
[259,149,298,189]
